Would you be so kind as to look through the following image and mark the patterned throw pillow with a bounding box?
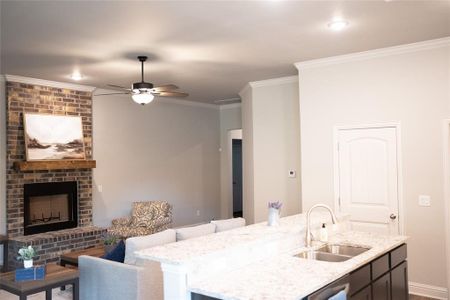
[131,202,155,227]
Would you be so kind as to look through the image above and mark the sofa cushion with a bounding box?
[102,240,126,263]
[124,229,176,265]
[176,223,216,241]
[211,217,246,232]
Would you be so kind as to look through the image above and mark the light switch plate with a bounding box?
[419,195,431,207]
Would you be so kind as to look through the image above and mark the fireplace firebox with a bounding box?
[24,181,78,235]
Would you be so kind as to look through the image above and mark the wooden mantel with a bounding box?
[13,160,96,171]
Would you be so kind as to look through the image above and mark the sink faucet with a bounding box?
[305,204,338,247]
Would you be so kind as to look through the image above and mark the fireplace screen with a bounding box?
[29,194,70,225]
[24,181,78,235]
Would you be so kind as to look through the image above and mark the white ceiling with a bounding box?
[1,1,449,104]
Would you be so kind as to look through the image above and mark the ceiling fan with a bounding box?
[95,56,189,105]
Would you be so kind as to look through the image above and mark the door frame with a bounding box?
[441,119,450,292]
[227,129,242,218]
[333,122,405,235]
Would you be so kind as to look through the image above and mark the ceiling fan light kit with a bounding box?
[96,55,189,105]
[132,91,155,105]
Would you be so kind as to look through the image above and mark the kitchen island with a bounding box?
[136,213,407,300]
[190,231,407,300]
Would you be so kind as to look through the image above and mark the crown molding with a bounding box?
[4,74,96,92]
[238,83,251,97]
[239,75,298,96]
[249,75,298,88]
[156,98,219,110]
[219,103,241,110]
[295,37,450,70]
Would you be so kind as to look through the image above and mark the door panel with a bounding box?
[391,261,408,300]
[338,127,399,235]
[350,285,371,300]
[372,273,391,300]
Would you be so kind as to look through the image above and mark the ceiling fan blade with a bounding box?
[107,84,130,90]
[152,84,179,92]
[154,91,189,97]
[94,92,131,96]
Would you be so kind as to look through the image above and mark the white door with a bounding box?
[337,127,400,235]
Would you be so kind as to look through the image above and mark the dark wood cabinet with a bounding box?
[193,244,408,300]
[391,261,408,300]
[349,264,371,295]
[350,285,371,300]
[347,244,407,300]
[372,273,391,300]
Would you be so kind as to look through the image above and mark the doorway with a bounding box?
[228,129,242,218]
[232,139,243,217]
[334,124,403,235]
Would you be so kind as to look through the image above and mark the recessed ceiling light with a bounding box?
[70,71,83,81]
[328,20,349,31]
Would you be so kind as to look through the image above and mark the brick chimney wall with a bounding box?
[6,81,94,237]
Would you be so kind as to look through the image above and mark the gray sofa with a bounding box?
[79,256,160,300]
[79,217,245,300]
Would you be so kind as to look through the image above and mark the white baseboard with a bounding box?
[409,281,448,299]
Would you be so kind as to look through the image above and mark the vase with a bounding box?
[24,259,33,269]
[268,208,280,226]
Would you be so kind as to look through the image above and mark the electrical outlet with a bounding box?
[418,195,431,207]
[97,185,103,193]
[196,210,200,216]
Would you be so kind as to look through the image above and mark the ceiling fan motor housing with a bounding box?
[132,81,154,91]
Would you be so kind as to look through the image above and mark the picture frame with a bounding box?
[23,113,86,161]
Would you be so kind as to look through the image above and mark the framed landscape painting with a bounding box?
[24,113,86,161]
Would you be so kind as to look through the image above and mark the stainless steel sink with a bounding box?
[295,250,351,262]
[294,244,371,262]
[316,244,371,257]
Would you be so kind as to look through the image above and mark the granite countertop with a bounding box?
[135,212,349,265]
[189,231,408,300]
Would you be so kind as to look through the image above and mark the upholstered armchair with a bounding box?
[108,201,173,238]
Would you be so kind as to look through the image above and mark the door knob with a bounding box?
[390,214,397,220]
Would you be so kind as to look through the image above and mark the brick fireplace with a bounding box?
[23,181,78,235]
[5,79,106,270]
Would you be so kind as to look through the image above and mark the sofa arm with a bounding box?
[79,256,155,300]
[111,216,132,227]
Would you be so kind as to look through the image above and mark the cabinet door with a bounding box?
[372,273,391,300]
[350,285,371,300]
[391,261,408,300]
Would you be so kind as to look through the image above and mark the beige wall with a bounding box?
[219,105,242,218]
[241,77,302,223]
[297,42,450,288]
[240,86,255,224]
[92,92,221,227]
